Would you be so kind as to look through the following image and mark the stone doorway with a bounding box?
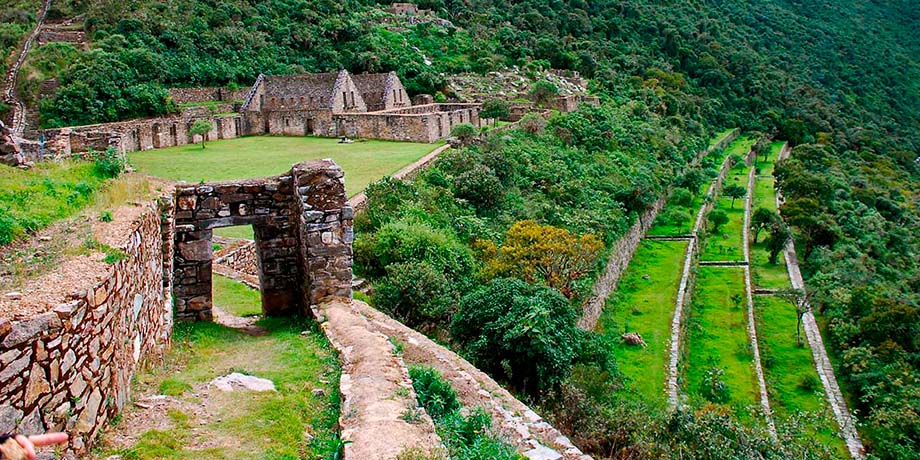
[171,160,354,321]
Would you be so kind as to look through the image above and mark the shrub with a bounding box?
[451,278,580,395]
[408,366,460,421]
[708,209,729,233]
[528,80,559,107]
[480,98,511,120]
[671,188,693,207]
[519,112,546,135]
[91,147,125,178]
[99,210,113,222]
[797,374,820,393]
[374,262,456,330]
[479,220,603,298]
[453,164,503,210]
[700,367,731,403]
[450,123,478,145]
[355,219,475,280]
[356,177,418,232]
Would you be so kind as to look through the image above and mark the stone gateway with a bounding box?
[172,159,354,321]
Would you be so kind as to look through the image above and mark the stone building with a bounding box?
[351,72,411,112]
[387,3,420,15]
[240,69,483,142]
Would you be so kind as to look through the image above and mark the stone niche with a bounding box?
[172,159,354,321]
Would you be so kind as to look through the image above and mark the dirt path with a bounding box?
[775,144,865,459]
[3,0,52,134]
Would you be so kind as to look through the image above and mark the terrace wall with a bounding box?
[333,103,481,142]
[0,198,175,455]
[167,87,249,104]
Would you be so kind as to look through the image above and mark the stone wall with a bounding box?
[167,87,249,104]
[333,103,482,143]
[173,160,353,320]
[23,113,244,160]
[214,241,258,278]
[0,198,174,455]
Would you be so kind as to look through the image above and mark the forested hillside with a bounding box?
[3,0,918,457]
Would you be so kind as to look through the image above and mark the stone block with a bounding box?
[178,239,212,261]
[1,313,62,348]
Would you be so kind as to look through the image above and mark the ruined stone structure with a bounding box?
[387,2,420,15]
[0,198,175,454]
[173,159,353,321]
[240,70,481,142]
[351,72,411,112]
[0,120,25,166]
[167,86,249,105]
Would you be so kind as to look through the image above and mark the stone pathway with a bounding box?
[311,300,443,460]
[3,0,52,135]
[351,300,592,460]
[774,143,865,459]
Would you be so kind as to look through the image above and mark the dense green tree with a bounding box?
[708,209,728,233]
[722,184,747,209]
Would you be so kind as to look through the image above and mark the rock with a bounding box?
[0,319,10,338]
[1,313,62,348]
[4,291,22,300]
[210,373,276,392]
[621,332,647,348]
[642,274,650,280]
[523,445,563,460]
[0,353,31,382]
[0,405,23,433]
[24,363,50,406]
[311,388,325,397]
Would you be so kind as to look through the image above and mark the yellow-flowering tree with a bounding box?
[479,220,603,298]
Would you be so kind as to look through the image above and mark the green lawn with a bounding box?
[756,296,849,458]
[750,143,789,289]
[130,135,439,239]
[685,267,759,412]
[99,296,341,459]
[598,240,689,403]
[724,135,757,158]
[213,273,262,317]
[129,136,440,198]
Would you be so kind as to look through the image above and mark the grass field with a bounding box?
[598,240,689,403]
[213,274,262,317]
[130,135,439,238]
[725,135,757,158]
[129,136,440,198]
[756,296,849,457]
[685,267,759,412]
[98,275,341,459]
[750,142,789,289]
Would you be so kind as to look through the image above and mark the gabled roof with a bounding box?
[263,71,344,108]
[351,72,398,108]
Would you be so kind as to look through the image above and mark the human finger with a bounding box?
[14,434,36,459]
[27,433,68,447]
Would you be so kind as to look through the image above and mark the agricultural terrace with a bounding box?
[647,133,733,237]
[598,239,688,403]
[91,276,341,459]
[749,142,849,456]
[751,141,789,289]
[700,136,756,262]
[684,266,760,417]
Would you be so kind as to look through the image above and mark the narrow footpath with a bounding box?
[3,0,52,135]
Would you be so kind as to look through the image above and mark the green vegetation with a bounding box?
[684,267,758,412]
[408,366,522,460]
[212,274,261,317]
[107,316,340,460]
[598,240,688,403]
[129,136,437,198]
[0,159,111,244]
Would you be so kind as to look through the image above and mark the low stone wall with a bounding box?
[0,198,174,455]
[22,113,244,161]
[334,103,481,142]
[214,241,258,278]
[167,87,248,104]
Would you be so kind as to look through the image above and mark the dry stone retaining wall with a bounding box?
[0,198,175,456]
[167,87,248,104]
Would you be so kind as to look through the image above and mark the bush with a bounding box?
[450,123,478,145]
[529,80,559,107]
[91,147,125,178]
[700,367,731,403]
[408,366,461,421]
[671,188,693,207]
[797,374,820,393]
[480,98,511,120]
[354,219,475,280]
[451,278,581,395]
[374,262,456,330]
[453,164,503,210]
[519,112,546,134]
[708,209,729,233]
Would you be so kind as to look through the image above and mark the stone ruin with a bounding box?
[172,159,354,321]
[0,120,25,166]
